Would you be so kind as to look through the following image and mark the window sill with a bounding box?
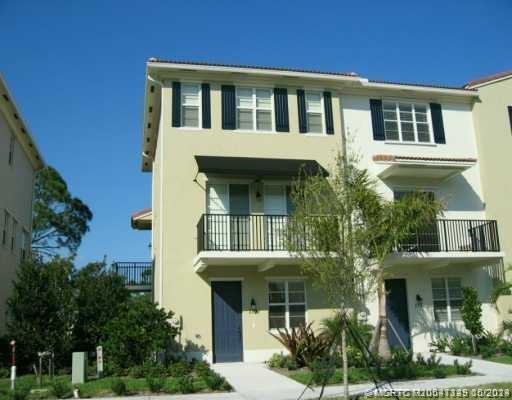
[384,141,437,147]
[233,130,278,135]
[175,127,207,132]
[303,133,330,137]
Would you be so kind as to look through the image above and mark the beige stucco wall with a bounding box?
[148,70,501,361]
[151,76,343,361]
[0,107,36,333]
[472,76,512,320]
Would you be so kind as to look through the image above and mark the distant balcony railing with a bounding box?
[197,214,500,253]
[112,261,153,290]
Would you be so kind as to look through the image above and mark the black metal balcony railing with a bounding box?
[197,214,500,253]
[112,262,153,289]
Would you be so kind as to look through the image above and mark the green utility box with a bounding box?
[72,352,87,384]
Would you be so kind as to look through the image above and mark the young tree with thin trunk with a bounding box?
[286,153,377,399]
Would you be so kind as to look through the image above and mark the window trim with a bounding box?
[431,277,463,323]
[235,86,275,133]
[304,90,325,135]
[267,278,307,330]
[382,100,433,144]
[179,82,202,129]
[8,134,15,166]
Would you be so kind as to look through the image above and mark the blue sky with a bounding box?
[1,0,510,267]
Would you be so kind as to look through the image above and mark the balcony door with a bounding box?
[206,183,250,250]
[264,185,288,250]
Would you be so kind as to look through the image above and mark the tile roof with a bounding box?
[464,70,512,88]
[147,58,474,91]
[131,207,152,218]
[373,155,477,163]
[148,58,359,77]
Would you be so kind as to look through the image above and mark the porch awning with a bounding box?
[194,156,328,177]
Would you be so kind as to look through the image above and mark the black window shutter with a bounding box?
[430,103,446,144]
[274,88,289,132]
[172,81,181,127]
[201,83,211,129]
[221,85,236,130]
[369,99,385,140]
[324,91,334,134]
[508,106,512,134]
[297,89,307,133]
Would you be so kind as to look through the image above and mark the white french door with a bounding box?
[207,184,229,250]
[264,185,287,249]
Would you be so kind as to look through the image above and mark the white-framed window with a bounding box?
[236,87,273,131]
[305,91,324,134]
[383,101,431,143]
[8,134,15,166]
[268,280,306,329]
[11,218,17,252]
[431,277,463,322]
[181,83,201,128]
[2,210,10,246]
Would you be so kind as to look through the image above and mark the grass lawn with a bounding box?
[330,382,512,399]
[0,372,229,398]
[484,354,512,365]
[277,364,469,386]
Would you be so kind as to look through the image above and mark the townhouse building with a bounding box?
[465,70,512,321]
[131,60,504,363]
[0,74,44,332]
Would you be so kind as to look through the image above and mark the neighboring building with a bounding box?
[0,74,44,332]
[133,59,504,363]
[465,70,512,320]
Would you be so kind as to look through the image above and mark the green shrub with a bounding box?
[128,364,145,378]
[310,358,336,386]
[269,323,330,367]
[143,361,167,377]
[51,380,72,399]
[203,371,229,391]
[8,386,31,400]
[168,360,191,377]
[267,353,297,370]
[0,367,9,379]
[430,337,449,353]
[101,297,179,370]
[449,336,473,356]
[453,359,472,375]
[381,349,417,380]
[193,360,211,377]
[425,353,441,368]
[433,368,447,379]
[110,379,127,396]
[146,375,166,393]
[176,376,196,394]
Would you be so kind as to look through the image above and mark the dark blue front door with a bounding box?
[212,281,243,362]
[385,279,411,350]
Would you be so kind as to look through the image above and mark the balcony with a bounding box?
[194,215,503,272]
[112,261,153,292]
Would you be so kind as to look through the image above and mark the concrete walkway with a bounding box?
[212,353,512,400]
[84,354,512,400]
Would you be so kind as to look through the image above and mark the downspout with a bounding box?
[148,74,165,306]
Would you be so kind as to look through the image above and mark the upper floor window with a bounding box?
[181,84,201,128]
[305,92,323,134]
[432,277,462,323]
[383,101,431,143]
[2,210,10,246]
[8,135,15,166]
[11,218,17,251]
[236,88,273,131]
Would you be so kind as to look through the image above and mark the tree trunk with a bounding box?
[471,334,477,354]
[373,268,392,360]
[341,320,349,400]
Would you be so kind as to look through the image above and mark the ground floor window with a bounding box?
[268,280,306,329]
[431,277,463,322]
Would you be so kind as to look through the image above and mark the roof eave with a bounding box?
[0,74,45,171]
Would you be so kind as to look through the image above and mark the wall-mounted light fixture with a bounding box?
[415,294,423,307]
[250,298,258,313]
